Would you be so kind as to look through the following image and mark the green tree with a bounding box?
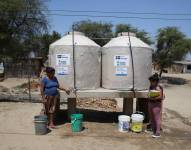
[73,20,113,46]
[187,39,191,50]
[154,27,190,76]
[23,31,61,61]
[115,24,152,45]
[0,0,48,58]
[40,31,61,60]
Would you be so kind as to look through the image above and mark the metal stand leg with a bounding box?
[67,98,76,120]
[136,98,149,123]
[123,98,133,116]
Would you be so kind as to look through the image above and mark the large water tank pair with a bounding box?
[49,32,152,90]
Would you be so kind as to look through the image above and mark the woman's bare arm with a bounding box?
[58,84,70,95]
[40,82,46,102]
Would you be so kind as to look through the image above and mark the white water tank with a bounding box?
[102,32,153,90]
[49,31,101,89]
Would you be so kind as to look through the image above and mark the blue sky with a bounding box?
[47,0,191,40]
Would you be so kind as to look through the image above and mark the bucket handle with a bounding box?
[134,111,145,119]
[71,118,77,125]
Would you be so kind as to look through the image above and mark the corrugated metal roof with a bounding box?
[184,52,191,61]
[174,61,191,65]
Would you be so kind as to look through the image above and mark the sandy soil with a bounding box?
[0,74,191,150]
[0,102,191,150]
[0,78,29,89]
[162,73,191,121]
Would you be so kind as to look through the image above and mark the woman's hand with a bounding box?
[59,87,70,95]
[148,86,163,101]
[149,97,158,101]
[149,96,162,101]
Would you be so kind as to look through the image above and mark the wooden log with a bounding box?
[123,98,133,116]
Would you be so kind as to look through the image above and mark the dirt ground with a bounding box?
[0,78,29,89]
[0,74,191,150]
[162,73,191,121]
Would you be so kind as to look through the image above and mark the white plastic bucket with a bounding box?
[118,115,130,132]
[131,114,144,132]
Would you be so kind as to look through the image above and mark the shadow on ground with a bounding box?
[161,76,187,85]
[55,107,191,139]
[55,108,122,125]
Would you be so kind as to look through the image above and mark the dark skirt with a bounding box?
[44,95,58,114]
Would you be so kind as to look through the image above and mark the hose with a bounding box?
[127,32,136,97]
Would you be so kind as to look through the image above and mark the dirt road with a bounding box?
[163,73,191,121]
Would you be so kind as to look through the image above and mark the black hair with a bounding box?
[149,73,160,82]
[46,67,55,73]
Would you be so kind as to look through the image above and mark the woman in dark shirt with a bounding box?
[40,67,70,128]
